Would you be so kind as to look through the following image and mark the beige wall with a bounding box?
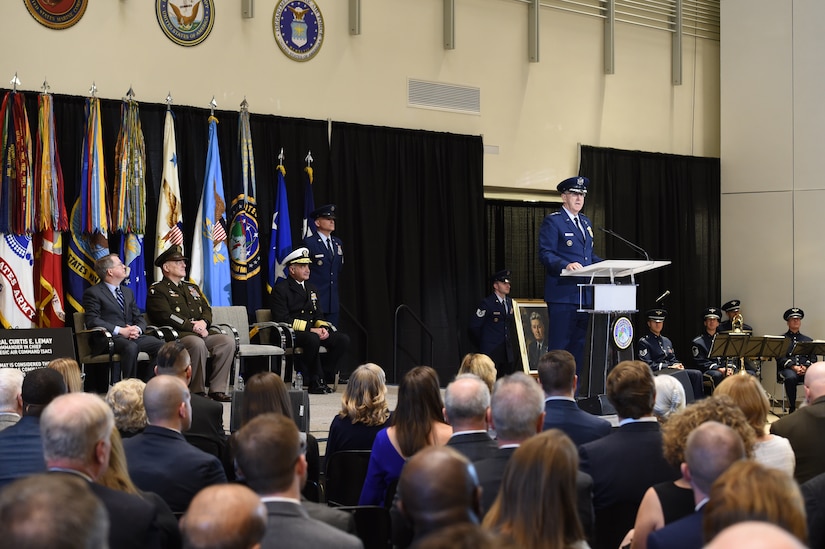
[0,0,720,192]
[721,0,825,397]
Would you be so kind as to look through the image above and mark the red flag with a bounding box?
[34,229,65,327]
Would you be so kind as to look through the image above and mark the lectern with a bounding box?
[561,260,671,407]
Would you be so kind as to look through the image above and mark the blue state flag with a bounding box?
[268,165,292,292]
[121,233,147,310]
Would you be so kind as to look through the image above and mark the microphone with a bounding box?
[598,227,650,261]
[655,290,670,303]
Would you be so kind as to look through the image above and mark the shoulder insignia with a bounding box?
[549,211,561,216]
[476,309,486,318]
[691,347,699,357]
[149,287,155,294]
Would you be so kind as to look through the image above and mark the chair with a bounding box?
[324,450,372,507]
[210,306,286,391]
[255,309,330,387]
[777,363,804,413]
[335,506,392,549]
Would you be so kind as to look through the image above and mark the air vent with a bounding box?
[407,78,480,115]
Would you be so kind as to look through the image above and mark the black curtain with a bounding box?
[330,122,485,384]
[580,145,721,362]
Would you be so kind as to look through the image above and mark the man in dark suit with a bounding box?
[444,374,497,462]
[579,360,680,549]
[41,391,179,549]
[647,421,745,549]
[539,176,602,377]
[271,247,350,394]
[84,253,164,382]
[123,375,227,513]
[303,204,344,327]
[147,246,235,402]
[469,270,515,377]
[181,484,267,549]
[0,368,65,489]
[538,349,611,446]
[233,413,363,548]
[771,361,825,484]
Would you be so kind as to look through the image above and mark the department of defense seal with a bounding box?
[612,316,634,350]
[24,0,88,30]
[156,0,214,47]
[272,0,324,62]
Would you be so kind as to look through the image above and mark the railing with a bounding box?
[393,304,434,384]
[340,304,369,364]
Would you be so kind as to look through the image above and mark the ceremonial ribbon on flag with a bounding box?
[35,92,67,232]
[154,108,184,281]
[302,154,316,239]
[0,91,34,235]
[80,96,109,235]
[268,162,292,292]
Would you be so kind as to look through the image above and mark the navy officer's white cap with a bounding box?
[284,247,312,265]
[557,176,589,195]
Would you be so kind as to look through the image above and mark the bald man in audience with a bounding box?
[181,484,267,549]
[771,361,825,484]
[647,421,746,549]
[233,413,363,548]
[443,374,497,462]
[123,375,227,513]
[397,445,482,545]
[0,473,109,549]
[41,392,176,548]
[0,367,66,488]
[705,522,806,549]
[0,368,23,431]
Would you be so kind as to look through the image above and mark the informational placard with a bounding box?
[0,328,76,373]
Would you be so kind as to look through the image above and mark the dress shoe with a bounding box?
[208,392,232,402]
[337,374,349,384]
[323,384,334,394]
[307,384,327,395]
[193,392,207,397]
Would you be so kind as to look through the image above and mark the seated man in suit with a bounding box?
[40,391,178,548]
[271,247,350,394]
[538,349,611,446]
[181,484,267,549]
[123,375,227,513]
[637,308,704,401]
[233,413,362,548]
[0,368,66,489]
[647,421,746,549]
[84,253,164,382]
[778,307,817,413]
[443,374,497,462]
[579,360,680,549]
[147,246,234,402]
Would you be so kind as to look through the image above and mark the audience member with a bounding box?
[714,374,795,476]
[579,360,679,549]
[181,484,267,549]
[631,395,755,549]
[443,374,497,462]
[397,446,482,545]
[0,367,66,488]
[233,413,362,548]
[704,522,807,549]
[413,523,513,549]
[653,375,686,421]
[483,429,589,549]
[47,357,84,392]
[123,375,227,513]
[702,460,808,546]
[41,391,174,548]
[646,421,746,549]
[360,366,452,506]
[0,367,23,431]
[771,360,825,483]
[537,349,611,445]
[326,363,390,457]
[106,377,148,438]
[458,353,497,393]
[0,473,109,549]
[801,471,825,549]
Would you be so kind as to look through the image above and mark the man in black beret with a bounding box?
[778,307,816,413]
[469,270,515,377]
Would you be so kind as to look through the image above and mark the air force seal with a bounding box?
[273,0,324,62]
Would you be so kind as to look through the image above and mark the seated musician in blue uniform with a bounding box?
[778,307,817,413]
[469,270,514,377]
[719,299,753,332]
[691,306,734,388]
[636,308,704,400]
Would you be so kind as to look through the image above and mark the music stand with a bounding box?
[708,332,750,361]
[741,335,787,361]
[790,340,825,359]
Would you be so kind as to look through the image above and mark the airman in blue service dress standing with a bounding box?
[470,270,515,377]
[778,307,816,413]
[691,306,733,387]
[637,308,704,399]
[303,204,343,327]
[539,176,602,377]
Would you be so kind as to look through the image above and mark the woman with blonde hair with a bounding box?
[458,353,496,393]
[105,378,147,438]
[714,374,795,476]
[326,363,391,457]
[48,357,83,393]
[483,429,588,549]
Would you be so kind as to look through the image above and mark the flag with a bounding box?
[268,164,292,292]
[0,91,34,235]
[34,92,67,232]
[229,105,262,312]
[34,229,65,327]
[154,109,184,281]
[191,115,231,306]
[66,198,108,314]
[302,164,316,239]
[113,98,148,308]
[0,233,35,328]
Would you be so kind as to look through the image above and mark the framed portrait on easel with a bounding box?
[512,299,549,375]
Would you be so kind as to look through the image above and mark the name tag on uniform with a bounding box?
[564,232,574,237]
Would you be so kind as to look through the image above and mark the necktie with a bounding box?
[326,238,334,255]
[574,217,585,238]
[115,287,125,313]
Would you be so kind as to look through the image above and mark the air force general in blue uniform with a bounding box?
[539,177,602,376]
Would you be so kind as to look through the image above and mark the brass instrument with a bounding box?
[731,313,751,375]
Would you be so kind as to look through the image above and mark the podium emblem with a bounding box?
[612,316,634,350]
